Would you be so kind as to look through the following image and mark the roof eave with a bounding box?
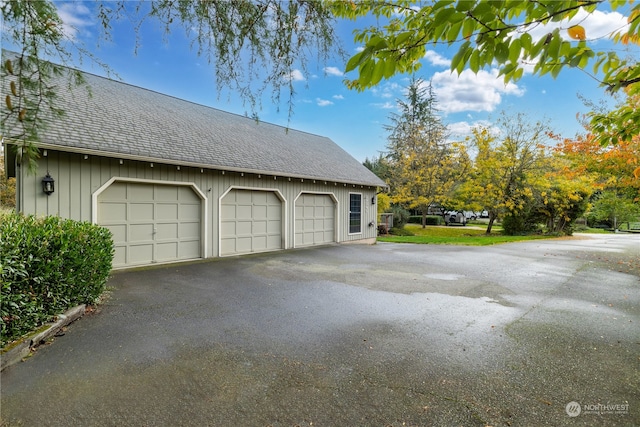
[3,138,387,189]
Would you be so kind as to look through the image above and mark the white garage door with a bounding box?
[295,194,335,247]
[97,182,202,268]
[220,189,283,256]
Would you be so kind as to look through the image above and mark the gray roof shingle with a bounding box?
[4,63,385,188]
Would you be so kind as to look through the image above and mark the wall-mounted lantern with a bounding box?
[42,173,55,195]
[371,196,376,205]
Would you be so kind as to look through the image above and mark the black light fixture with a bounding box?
[371,196,376,205]
[42,172,55,195]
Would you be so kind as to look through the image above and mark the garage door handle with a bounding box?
[153,228,157,234]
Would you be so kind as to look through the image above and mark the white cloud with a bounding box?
[424,50,451,67]
[316,98,333,107]
[56,2,93,40]
[332,94,344,100]
[447,119,497,140]
[371,102,396,110]
[370,81,402,100]
[525,9,629,42]
[287,69,305,82]
[502,9,629,74]
[324,66,344,77]
[431,68,525,114]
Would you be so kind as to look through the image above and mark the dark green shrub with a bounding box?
[408,215,444,225]
[501,213,540,236]
[390,205,410,228]
[408,215,421,224]
[424,215,444,226]
[1,213,114,346]
[389,227,414,236]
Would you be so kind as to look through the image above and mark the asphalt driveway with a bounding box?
[1,234,639,426]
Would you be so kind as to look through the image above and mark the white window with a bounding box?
[349,193,362,234]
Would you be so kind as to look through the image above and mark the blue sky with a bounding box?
[5,2,638,162]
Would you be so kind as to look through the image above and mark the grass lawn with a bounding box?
[377,224,554,246]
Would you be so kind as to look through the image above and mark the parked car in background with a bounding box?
[445,211,467,226]
[464,211,477,221]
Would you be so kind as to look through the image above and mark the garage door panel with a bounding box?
[267,219,281,233]
[156,223,178,240]
[221,221,236,237]
[178,186,198,201]
[237,236,253,253]
[130,244,153,264]
[221,205,236,218]
[98,182,202,267]
[236,220,253,235]
[253,205,267,219]
[101,183,127,199]
[236,191,251,204]
[181,240,201,259]
[180,204,201,220]
[106,224,127,242]
[129,184,152,200]
[252,220,267,234]
[112,246,126,266]
[130,224,153,241]
[221,239,235,254]
[100,202,127,222]
[130,203,154,221]
[155,186,178,201]
[220,189,283,256]
[295,194,335,247]
[156,204,179,220]
[252,236,267,251]
[180,222,200,239]
[156,242,178,260]
[237,205,253,219]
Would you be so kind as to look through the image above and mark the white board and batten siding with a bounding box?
[17,150,379,268]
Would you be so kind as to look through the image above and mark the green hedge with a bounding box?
[408,215,444,226]
[1,213,114,346]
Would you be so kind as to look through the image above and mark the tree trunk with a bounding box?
[486,213,496,234]
[422,212,427,228]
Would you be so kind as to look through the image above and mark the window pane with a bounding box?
[349,194,361,234]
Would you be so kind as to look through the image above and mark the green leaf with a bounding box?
[469,50,480,73]
[520,32,532,51]
[462,17,476,40]
[450,40,472,74]
[383,56,396,78]
[346,51,365,73]
[394,31,412,46]
[434,7,456,27]
[446,20,463,42]
[359,59,375,87]
[371,60,385,85]
[508,38,521,64]
[495,42,509,63]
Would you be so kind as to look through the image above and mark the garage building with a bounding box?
[3,64,386,268]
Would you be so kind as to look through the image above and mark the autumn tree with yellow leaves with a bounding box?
[458,113,549,234]
[384,78,470,227]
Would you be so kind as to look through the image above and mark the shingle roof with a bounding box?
[4,63,385,188]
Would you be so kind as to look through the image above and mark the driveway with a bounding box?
[1,234,639,426]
